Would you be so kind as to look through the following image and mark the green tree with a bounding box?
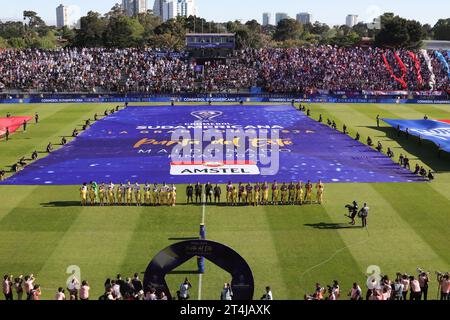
[73,11,108,47]
[0,36,8,48]
[58,26,76,44]
[273,19,303,41]
[0,21,25,39]
[103,15,144,47]
[8,37,26,48]
[375,14,423,48]
[330,31,361,47]
[245,20,262,33]
[310,22,330,35]
[153,17,186,49]
[352,22,369,38]
[150,33,184,50]
[29,31,57,49]
[138,11,161,43]
[432,18,450,40]
[406,20,425,47]
[422,24,433,40]
[23,11,49,37]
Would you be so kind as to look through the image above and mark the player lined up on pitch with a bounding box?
[80,181,177,207]
[79,180,325,207]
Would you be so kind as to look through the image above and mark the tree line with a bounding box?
[0,6,449,50]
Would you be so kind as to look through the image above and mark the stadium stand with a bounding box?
[0,47,449,94]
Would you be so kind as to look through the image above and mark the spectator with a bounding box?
[409,276,421,301]
[348,282,362,300]
[439,274,449,300]
[112,280,122,300]
[393,278,404,300]
[14,276,24,300]
[67,276,80,300]
[24,274,35,300]
[159,291,168,301]
[2,275,13,300]
[30,284,41,300]
[80,280,90,301]
[145,287,157,301]
[132,273,143,294]
[55,287,66,300]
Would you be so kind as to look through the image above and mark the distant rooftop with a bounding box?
[186,33,235,37]
[423,40,450,50]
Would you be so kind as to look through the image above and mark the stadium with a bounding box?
[0,1,449,304]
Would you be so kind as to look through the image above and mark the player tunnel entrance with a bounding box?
[143,239,254,300]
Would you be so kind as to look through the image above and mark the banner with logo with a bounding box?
[382,52,407,89]
[0,116,32,137]
[1,105,422,185]
[408,51,423,87]
[383,118,450,152]
[435,51,450,81]
[420,49,436,90]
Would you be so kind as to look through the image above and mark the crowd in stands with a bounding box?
[0,47,449,93]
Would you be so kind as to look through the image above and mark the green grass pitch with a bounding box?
[0,102,449,300]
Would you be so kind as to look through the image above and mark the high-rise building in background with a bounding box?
[346,14,358,27]
[275,12,289,25]
[159,0,197,22]
[122,0,148,17]
[153,0,166,17]
[262,12,272,26]
[296,12,313,25]
[56,4,69,28]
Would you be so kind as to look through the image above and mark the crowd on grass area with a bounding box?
[0,47,449,93]
[2,271,448,301]
[79,180,325,208]
[304,271,449,301]
[1,272,272,301]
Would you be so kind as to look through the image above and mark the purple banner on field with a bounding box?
[2,105,423,185]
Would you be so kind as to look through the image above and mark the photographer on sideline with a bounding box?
[261,286,273,300]
[417,269,430,300]
[220,283,233,300]
[358,203,369,228]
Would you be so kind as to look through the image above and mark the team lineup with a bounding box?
[79,180,325,207]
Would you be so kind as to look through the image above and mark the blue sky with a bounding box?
[0,0,448,26]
